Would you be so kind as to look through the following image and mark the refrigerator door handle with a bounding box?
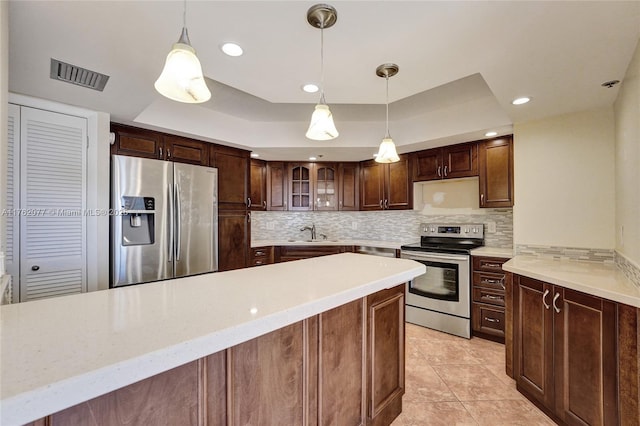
[168,183,174,262]
[175,182,182,261]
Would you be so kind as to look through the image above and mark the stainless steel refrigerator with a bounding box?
[111,155,218,287]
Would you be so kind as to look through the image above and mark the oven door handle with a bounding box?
[401,251,469,262]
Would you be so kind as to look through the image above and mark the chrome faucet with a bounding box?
[300,224,316,240]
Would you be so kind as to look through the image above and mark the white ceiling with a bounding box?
[8,1,640,161]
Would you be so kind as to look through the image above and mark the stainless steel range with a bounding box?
[400,223,484,338]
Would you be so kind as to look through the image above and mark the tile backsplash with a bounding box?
[251,208,513,248]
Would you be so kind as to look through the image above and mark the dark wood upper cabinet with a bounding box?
[413,142,477,181]
[314,163,338,211]
[111,123,209,166]
[110,123,163,159]
[360,160,386,211]
[209,146,249,209]
[249,159,267,211]
[266,162,287,211]
[478,136,514,208]
[163,135,209,166]
[338,162,359,211]
[360,154,412,211]
[288,163,314,211]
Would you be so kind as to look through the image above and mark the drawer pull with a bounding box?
[485,317,500,323]
[254,251,265,256]
[481,278,502,284]
[483,263,502,268]
[482,294,503,301]
[255,260,263,265]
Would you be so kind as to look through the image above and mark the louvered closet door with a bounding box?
[19,107,87,301]
[6,105,21,301]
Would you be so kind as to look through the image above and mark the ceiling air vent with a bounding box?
[50,58,110,91]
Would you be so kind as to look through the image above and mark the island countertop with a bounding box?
[0,253,425,425]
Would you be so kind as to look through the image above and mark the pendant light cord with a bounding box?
[183,0,187,28]
[385,75,390,138]
[319,22,326,104]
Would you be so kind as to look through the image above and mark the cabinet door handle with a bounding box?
[553,292,561,313]
[379,200,383,209]
[485,317,500,323]
[247,212,251,223]
[480,193,484,205]
[263,200,267,210]
[167,148,171,158]
[444,165,448,176]
[542,289,550,310]
[437,166,442,177]
[247,197,251,208]
[159,146,163,158]
[384,199,389,209]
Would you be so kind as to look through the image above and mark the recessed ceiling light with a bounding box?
[309,156,317,161]
[221,42,243,57]
[512,97,531,105]
[250,153,259,158]
[485,131,498,137]
[302,84,319,93]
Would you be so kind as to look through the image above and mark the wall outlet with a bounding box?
[267,222,275,230]
[487,221,497,233]
[351,221,358,230]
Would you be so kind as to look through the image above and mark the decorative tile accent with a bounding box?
[251,208,513,249]
[615,251,640,288]
[515,244,615,263]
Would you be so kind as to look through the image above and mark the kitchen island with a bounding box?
[1,253,424,426]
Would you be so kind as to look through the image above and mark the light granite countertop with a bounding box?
[0,253,424,425]
[503,255,640,308]
[470,247,514,258]
[252,239,409,250]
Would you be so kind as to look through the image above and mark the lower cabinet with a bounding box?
[35,285,406,426]
[218,210,250,272]
[514,275,619,425]
[249,246,274,267]
[275,245,353,263]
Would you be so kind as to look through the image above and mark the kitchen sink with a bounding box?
[287,239,340,243]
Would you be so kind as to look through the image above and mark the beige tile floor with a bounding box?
[392,323,555,426]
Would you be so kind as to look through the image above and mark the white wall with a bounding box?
[513,109,616,249]
[614,39,640,266]
[0,1,8,260]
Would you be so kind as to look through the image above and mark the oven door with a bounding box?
[401,250,470,318]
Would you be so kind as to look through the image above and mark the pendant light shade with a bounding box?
[155,3,211,103]
[375,137,400,163]
[306,102,339,140]
[375,63,400,163]
[306,4,338,140]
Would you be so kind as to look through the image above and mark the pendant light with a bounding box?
[155,0,211,103]
[306,4,339,140]
[374,63,400,163]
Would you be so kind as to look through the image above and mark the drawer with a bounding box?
[250,246,273,267]
[251,246,273,258]
[472,303,505,338]
[473,256,508,274]
[472,287,505,307]
[473,271,506,291]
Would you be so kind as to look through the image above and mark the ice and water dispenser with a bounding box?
[121,196,155,245]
